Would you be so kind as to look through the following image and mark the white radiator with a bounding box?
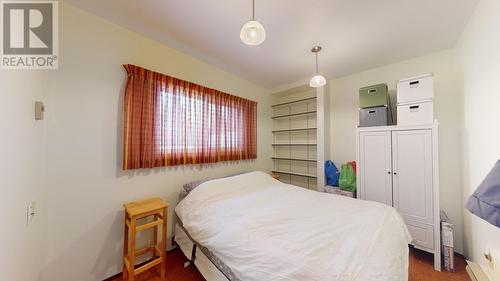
[466,261,490,281]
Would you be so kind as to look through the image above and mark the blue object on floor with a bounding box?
[325,160,340,186]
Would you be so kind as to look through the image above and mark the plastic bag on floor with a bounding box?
[325,160,340,186]
[339,162,356,192]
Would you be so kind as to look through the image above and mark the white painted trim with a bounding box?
[316,86,326,188]
[356,127,360,199]
[432,124,441,271]
[356,122,439,133]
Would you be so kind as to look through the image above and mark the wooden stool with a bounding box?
[123,197,168,281]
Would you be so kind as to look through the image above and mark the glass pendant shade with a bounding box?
[309,46,326,88]
[310,74,326,88]
[240,20,266,46]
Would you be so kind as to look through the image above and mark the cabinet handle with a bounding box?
[393,172,398,175]
[387,171,391,174]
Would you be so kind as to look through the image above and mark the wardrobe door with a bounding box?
[392,130,433,224]
[359,131,393,206]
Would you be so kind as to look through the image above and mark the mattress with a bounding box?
[175,223,231,281]
[176,171,412,281]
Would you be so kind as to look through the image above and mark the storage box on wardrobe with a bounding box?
[396,74,434,125]
[359,107,389,127]
[358,83,390,127]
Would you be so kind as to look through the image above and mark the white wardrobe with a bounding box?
[356,124,441,271]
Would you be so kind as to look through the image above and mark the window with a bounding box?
[159,91,238,151]
[123,64,257,170]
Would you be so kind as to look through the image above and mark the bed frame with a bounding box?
[174,223,236,281]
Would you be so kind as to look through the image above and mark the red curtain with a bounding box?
[123,64,257,170]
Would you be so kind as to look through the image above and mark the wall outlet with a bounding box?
[483,248,500,281]
[490,248,500,274]
[485,250,494,270]
[27,201,35,225]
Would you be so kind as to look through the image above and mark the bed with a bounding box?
[175,171,412,281]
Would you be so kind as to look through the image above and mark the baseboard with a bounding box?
[102,248,179,281]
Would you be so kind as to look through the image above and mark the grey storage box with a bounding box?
[359,84,389,108]
[359,106,388,127]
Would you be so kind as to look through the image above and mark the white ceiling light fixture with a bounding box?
[240,0,266,46]
[309,46,326,88]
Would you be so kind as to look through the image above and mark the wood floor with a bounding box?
[408,247,470,281]
[109,247,470,281]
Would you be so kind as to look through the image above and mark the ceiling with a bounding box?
[64,0,478,90]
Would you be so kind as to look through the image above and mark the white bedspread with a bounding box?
[176,171,411,281]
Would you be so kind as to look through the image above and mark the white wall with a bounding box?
[36,3,272,281]
[4,1,499,281]
[328,49,464,254]
[457,0,500,278]
[0,71,48,280]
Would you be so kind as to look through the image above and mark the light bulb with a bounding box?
[250,28,257,38]
[240,20,265,46]
[309,74,326,88]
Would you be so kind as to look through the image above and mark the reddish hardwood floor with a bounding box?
[110,247,470,281]
[108,250,204,281]
[409,247,470,281]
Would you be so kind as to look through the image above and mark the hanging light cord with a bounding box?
[252,0,255,20]
[315,53,319,74]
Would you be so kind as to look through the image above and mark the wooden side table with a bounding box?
[123,197,168,281]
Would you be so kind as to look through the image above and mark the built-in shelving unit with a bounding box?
[271,96,318,189]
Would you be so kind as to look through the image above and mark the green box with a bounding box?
[359,83,388,108]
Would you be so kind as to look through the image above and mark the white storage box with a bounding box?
[397,101,434,126]
[397,74,434,104]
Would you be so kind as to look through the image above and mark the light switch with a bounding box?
[27,201,35,225]
[35,101,44,120]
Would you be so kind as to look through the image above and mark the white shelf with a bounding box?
[272,157,317,162]
[272,128,317,133]
[272,111,317,119]
[272,170,317,178]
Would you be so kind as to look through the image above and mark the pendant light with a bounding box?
[240,0,266,46]
[309,46,326,88]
